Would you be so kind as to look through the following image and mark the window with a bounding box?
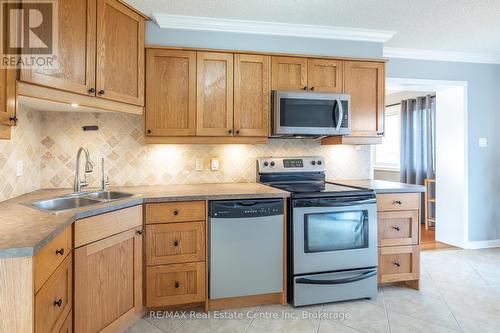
[375,104,401,170]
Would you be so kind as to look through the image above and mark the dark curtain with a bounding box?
[400,95,436,185]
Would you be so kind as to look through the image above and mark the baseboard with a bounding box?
[464,239,500,249]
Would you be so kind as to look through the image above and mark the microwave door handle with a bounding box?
[335,98,343,131]
[296,270,377,285]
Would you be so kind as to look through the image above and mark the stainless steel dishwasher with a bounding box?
[209,199,284,299]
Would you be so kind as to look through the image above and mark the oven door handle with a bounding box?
[296,270,376,285]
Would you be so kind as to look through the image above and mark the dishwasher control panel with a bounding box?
[210,199,284,218]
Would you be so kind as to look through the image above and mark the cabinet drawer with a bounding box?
[34,227,72,293]
[378,210,419,247]
[377,193,420,211]
[145,201,206,224]
[146,262,206,307]
[35,255,72,333]
[74,205,142,247]
[378,245,419,283]
[146,222,205,265]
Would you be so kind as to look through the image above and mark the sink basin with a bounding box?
[32,196,102,212]
[83,191,134,201]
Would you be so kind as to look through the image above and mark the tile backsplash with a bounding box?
[0,107,371,201]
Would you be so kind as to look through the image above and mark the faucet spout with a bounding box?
[74,147,93,193]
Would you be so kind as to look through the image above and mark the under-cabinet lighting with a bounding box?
[70,103,79,108]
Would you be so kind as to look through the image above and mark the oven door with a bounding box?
[292,196,377,275]
[273,91,350,136]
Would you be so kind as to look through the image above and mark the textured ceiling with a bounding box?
[125,0,500,55]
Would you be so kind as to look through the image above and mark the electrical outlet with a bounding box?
[210,158,219,171]
[479,137,488,148]
[16,160,23,177]
[195,159,204,171]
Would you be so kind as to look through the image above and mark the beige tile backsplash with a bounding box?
[0,106,371,201]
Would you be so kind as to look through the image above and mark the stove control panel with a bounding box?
[257,156,325,173]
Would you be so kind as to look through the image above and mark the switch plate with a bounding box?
[479,137,487,147]
[210,158,219,171]
[195,159,204,171]
[16,160,23,177]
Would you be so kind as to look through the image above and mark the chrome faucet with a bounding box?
[101,158,110,191]
[73,147,94,193]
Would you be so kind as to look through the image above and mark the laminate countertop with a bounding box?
[329,179,426,194]
[0,183,289,259]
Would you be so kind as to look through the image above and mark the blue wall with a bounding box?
[146,22,500,242]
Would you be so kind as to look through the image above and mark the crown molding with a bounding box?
[384,47,500,65]
[152,14,396,43]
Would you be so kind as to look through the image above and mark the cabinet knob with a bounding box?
[393,261,401,267]
[55,248,64,256]
[173,240,179,247]
[235,130,240,135]
[53,299,63,307]
[228,130,232,134]
[136,230,143,235]
[173,210,179,216]
[9,116,18,124]
[302,86,307,90]
[310,87,315,91]
[88,88,95,94]
[392,226,400,231]
[98,90,105,96]
[393,200,402,205]
[175,282,180,288]
[147,129,152,134]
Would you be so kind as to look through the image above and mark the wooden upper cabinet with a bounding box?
[307,58,343,92]
[21,0,96,96]
[344,61,385,137]
[0,69,16,126]
[145,49,196,136]
[234,54,270,137]
[196,52,234,136]
[271,56,307,91]
[96,0,145,106]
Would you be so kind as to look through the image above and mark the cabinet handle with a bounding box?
[392,226,400,231]
[136,230,143,235]
[393,200,402,205]
[310,87,315,91]
[302,86,307,90]
[9,116,18,124]
[173,240,179,247]
[98,90,105,96]
[53,299,63,307]
[173,210,179,216]
[88,88,95,94]
[235,130,240,135]
[393,261,401,267]
[175,282,180,288]
[228,130,232,134]
[55,248,64,256]
[147,129,152,134]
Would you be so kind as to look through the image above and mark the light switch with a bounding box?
[210,158,219,171]
[195,159,204,171]
[16,160,23,177]
[479,137,488,148]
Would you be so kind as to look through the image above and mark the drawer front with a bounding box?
[34,227,72,293]
[146,262,206,307]
[74,205,142,247]
[377,193,420,211]
[58,311,72,333]
[35,255,72,333]
[146,222,205,265]
[378,210,419,247]
[378,245,419,283]
[146,201,206,224]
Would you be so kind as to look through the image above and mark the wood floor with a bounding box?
[420,223,456,251]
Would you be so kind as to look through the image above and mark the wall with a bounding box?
[0,106,41,201]
[374,169,399,182]
[387,58,500,242]
[39,111,371,189]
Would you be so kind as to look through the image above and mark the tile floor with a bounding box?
[126,248,500,333]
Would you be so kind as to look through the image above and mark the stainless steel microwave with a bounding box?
[271,90,350,137]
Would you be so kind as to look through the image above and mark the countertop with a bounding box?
[329,179,426,194]
[0,183,289,258]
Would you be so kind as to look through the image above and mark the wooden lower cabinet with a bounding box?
[59,311,73,333]
[377,193,421,288]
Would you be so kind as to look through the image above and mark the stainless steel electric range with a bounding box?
[257,156,378,307]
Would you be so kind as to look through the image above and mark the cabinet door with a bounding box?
[196,52,233,136]
[344,61,385,136]
[234,54,270,137]
[271,56,307,91]
[0,69,16,126]
[145,49,196,136]
[74,227,142,333]
[20,0,96,96]
[96,0,144,105]
[307,58,343,92]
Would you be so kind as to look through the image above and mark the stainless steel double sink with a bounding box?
[30,191,134,213]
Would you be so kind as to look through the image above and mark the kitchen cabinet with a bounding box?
[376,193,421,289]
[145,201,207,309]
[18,0,146,115]
[271,56,308,91]
[0,68,16,131]
[145,49,196,136]
[234,54,271,137]
[307,58,343,92]
[196,52,234,136]
[74,206,143,333]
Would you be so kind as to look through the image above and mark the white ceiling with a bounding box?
[126,0,500,56]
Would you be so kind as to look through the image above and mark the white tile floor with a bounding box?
[127,248,500,333]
